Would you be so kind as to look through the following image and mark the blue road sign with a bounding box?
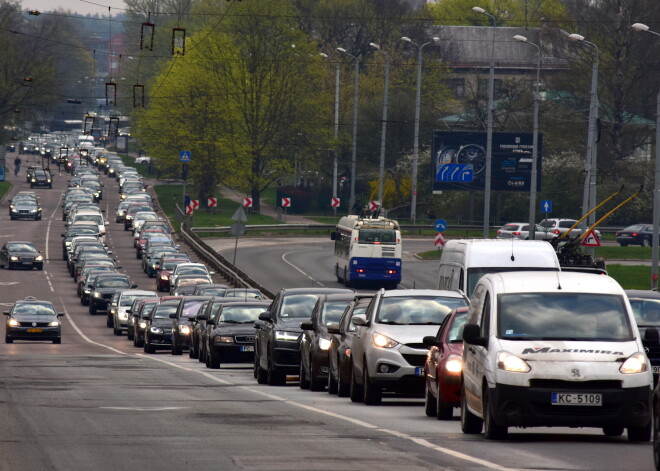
[541,200,552,213]
[179,150,191,163]
[436,164,473,183]
[434,219,447,232]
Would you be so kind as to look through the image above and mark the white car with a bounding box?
[538,218,601,239]
[110,289,158,336]
[495,223,555,240]
[169,263,214,289]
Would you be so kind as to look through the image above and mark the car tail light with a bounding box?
[512,231,521,236]
[356,268,365,273]
[386,269,397,275]
[632,233,638,237]
[496,230,501,235]
[553,229,560,234]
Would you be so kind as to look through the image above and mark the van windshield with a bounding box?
[497,293,632,341]
[467,267,559,298]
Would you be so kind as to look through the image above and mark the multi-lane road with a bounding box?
[0,153,654,470]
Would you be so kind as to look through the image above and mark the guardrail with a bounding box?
[180,222,276,299]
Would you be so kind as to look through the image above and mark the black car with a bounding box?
[30,169,52,188]
[192,298,243,363]
[192,284,229,297]
[327,296,372,396]
[144,301,180,353]
[299,294,356,391]
[4,297,64,344]
[25,166,36,183]
[132,299,160,348]
[627,289,660,385]
[88,273,137,314]
[205,301,270,369]
[616,224,654,247]
[254,287,353,386]
[0,241,44,270]
[126,296,159,341]
[171,296,213,355]
[9,197,42,220]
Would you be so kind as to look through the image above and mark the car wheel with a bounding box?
[172,336,182,355]
[144,339,155,354]
[267,349,286,386]
[337,362,350,397]
[133,333,139,347]
[483,390,507,440]
[436,390,454,420]
[89,304,97,315]
[298,357,310,389]
[309,356,324,392]
[5,336,12,344]
[106,315,113,328]
[53,338,61,344]
[208,347,220,369]
[643,238,652,248]
[424,384,437,417]
[113,324,121,336]
[256,350,268,384]
[460,389,483,434]
[349,362,362,403]
[327,365,338,395]
[198,339,206,363]
[654,407,660,469]
[37,265,42,270]
[628,422,652,442]
[362,363,382,405]
[603,426,624,437]
[619,243,628,247]
[127,328,134,341]
[189,339,197,359]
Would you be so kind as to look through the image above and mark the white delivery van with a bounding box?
[461,271,652,441]
[437,239,560,297]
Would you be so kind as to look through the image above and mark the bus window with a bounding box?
[358,229,395,244]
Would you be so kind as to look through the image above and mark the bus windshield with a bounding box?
[358,229,395,244]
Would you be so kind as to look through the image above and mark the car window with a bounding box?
[6,243,37,252]
[629,299,660,326]
[13,303,56,317]
[219,306,264,323]
[181,300,206,319]
[97,278,131,288]
[321,301,352,325]
[153,305,177,319]
[280,294,319,318]
[446,310,468,343]
[376,296,467,325]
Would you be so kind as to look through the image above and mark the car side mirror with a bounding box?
[209,271,215,276]
[57,312,65,317]
[423,336,440,348]
[352,314,368,327]
[169,313,177,319]
[644,327,660,346]
[258,312,272,322]
[196,313,208,321]
[253,320,262,329]
[131,283,138,288]
[300,321,313,330]
[3,311,10,316]
[463,323,487,347]
[326,322,340,335]
[207,319,215,326]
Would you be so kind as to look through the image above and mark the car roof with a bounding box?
[625,289,660,300]
[381,289,466,298]
[484,271,624,295]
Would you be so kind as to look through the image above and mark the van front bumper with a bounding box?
[490,383,651,428]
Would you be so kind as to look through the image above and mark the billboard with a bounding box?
[432,131,542,192]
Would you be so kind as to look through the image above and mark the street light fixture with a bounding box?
[320,52,340,216]
[568,33,599,249]
[632,22,660,289]
[513,34,542,241]
[472,6,496,237]
[369,42,390,207]
[337,47,360,212]
[401,36,440,223]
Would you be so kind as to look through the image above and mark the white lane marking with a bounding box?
[100,406,189,411]
[0,282,19,286]
[62,304,126,355]
[281,250,324,287]
[45,215,52,262]
[44,271,55,292]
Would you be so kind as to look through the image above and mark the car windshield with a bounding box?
[497,293,633,340]
[162,260,186,270]
[6,243,37,253]
[76,214,103,224]
[224,290,262,299]
[358,229,396,244]
[153,304,177,319]
[13,303,56,317]
[446,310,468,343]
[178,266,207,276]
[181,300,206,319]
[120,294,151,306]
[97,278,131,288]
[218,306,264,323]
[376,296,467,325]
[629,298,660,327]
[197,287,227,296]
[280,294,319,318]
[321,301,352,325]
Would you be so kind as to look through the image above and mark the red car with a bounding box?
[156,258,188,292]
[423,307,468,419]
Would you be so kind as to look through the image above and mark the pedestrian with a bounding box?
[13,155,21,176]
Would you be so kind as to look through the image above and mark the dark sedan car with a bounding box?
[205,301,270,369]
[616,224,654,247]
[0,241,44,270]
[254,287,354,386]
[423,307,469,419]
[4,297,64,344]
[131,299,160,348]
[299,294,356,391]
[192,298,243,363]
[88,274,137,314]
[171,296,214,355]
[627,290,660,386]
[144,301,180,353]
[30,169,52,188]
[9,198,42,220]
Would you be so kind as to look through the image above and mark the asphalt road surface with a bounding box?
[0,153,654,471]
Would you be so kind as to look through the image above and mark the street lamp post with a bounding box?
[569,33,599,248]
[514,34,542,241]
[632,22,660,289]
[369,42,390,208]
[337,47,360,213]
[401,36,439,223]
[472,6,496,237]
[320,52,340,217]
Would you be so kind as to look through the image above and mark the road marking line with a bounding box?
[281,251,324,287]
[61,304,126,355]
[100,406,189,411]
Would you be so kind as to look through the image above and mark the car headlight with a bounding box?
[29,209,37,213]
[139,321,147,329]
[119,312,128,320]
[372,332,398,349]
[31,178,36,182]
[10,256,19,261]
[179,325,191,335]
[84,288,91,294]
[48,321,60,327]
[318,337,332,351]
[444,354,463,374]
[497,351,531,373]
[275,331,299,341]
[93,292,102,298]
[8,319,19,327]
[620,352,649,374]
[35,255,43,261]
[215,336,234,343]
[160,275,168,281]
[150,326,163,333]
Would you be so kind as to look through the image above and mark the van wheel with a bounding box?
[460,389,483,434]
[424,385,437,417]
[363,363,382,405]
[628,422,652,442]
[483,391,508,439]
[349,362,362,403]
[602,426,624,437]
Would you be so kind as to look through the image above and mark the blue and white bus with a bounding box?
[330,215,402,289]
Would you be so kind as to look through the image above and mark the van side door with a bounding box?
[463,282,489,416]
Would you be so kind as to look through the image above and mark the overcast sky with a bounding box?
[19,0,127,16]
